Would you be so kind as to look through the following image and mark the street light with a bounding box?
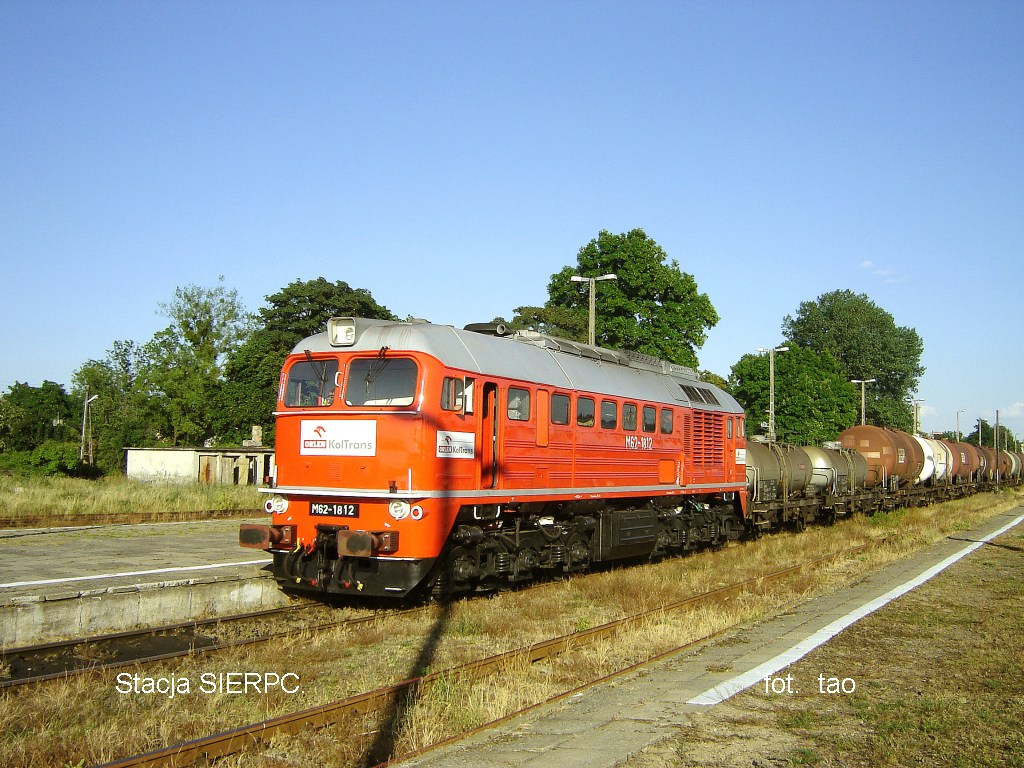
[80,392,99,462]
[569,273,617,347]
[850,378,876,426]
[756,345,788,442]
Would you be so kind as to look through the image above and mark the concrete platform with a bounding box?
[399,507,1024,768]
[0,519,285,648]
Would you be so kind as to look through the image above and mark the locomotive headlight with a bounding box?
[388,500,410,520]
[327,317,357,346]
[264,495,289,515]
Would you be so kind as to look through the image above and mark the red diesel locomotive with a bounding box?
[240,317,748,598]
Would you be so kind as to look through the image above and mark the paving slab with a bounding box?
[0,519,282,646]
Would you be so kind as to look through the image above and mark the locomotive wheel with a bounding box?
[565,532,592,572]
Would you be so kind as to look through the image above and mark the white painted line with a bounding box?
[688,512,1024,706]
[0,559,273,590]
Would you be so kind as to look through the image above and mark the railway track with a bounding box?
[95,541,872,768]
[1,602,417,688]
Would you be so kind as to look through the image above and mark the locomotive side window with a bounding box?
[727,418,733,439]
[345,357,418,407]
[551,394,571,425]
[623,403,638,431]
[577,397,595,427]
[441,377,464,411]
[507,387,531,421]
[660,408,674,434]
[642,405,657,433]
[284,358,340,407]
[601,400,617,429]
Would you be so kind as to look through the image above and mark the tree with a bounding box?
[72,340,156,471]
[143,278,253,445]
[782,290,924,431]
[0,381,77,452]
[214,278,397,443]
[729,346,859,444]
[965,419,1019,451]
[512,229,719,368]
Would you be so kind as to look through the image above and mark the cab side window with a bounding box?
[601,400,617,429]
[507,387,531,421]
[551,394,571,425]
[441,377,464,411]
[623,403,638,431]
[660,408,674,434]
[642,405,657,433]
[577,397,595,427]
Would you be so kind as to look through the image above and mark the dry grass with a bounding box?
[1,490,1020,767]
[622,503,1024,768]
[0,475,261,524]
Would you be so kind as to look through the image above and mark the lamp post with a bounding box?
[757,345,788,442]
[79,392,99,462]
[850,378,876,426]
[570,273,617,347]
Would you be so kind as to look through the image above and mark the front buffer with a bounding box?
[241,520,439,598]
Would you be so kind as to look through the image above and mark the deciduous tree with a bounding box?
[0,381,76,452]
[144,278,253,445]
[512,229,718,368]
[214,278,396,443]
[729,346,858,443]
[72,340,155,471]
[782,290,924,431]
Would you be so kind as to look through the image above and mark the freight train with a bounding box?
[240,317,1019,599]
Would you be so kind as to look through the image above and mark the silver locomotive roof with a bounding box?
[294,317,742,414]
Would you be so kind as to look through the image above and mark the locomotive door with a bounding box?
[481,382,498,488]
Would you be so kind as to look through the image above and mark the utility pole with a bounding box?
[570,273,617,347]
[80,391,98,463]
[758,345,789,442]
[850,378,876,426]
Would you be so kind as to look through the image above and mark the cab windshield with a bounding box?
[345,357,419,407]
[284,358,339,407]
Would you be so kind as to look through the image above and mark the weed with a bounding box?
[791,746,820,765]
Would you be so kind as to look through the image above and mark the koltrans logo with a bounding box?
[436,431,475,459]
[300,421,377,456]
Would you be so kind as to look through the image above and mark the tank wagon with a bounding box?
[744,424,1022,524]
[241,318,747,598]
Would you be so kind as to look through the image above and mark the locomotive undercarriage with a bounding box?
[426,496,744,599]
[270,534,439,599]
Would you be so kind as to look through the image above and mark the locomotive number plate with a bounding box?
[310,502,360,517]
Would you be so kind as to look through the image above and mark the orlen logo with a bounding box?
[303,425,328,450]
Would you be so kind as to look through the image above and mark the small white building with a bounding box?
[125,447,276,485]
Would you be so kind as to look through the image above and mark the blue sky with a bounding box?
[2,1,1021,439]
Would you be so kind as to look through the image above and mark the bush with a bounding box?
[0,442,99,477]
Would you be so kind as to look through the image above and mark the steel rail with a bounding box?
[1,602,418,689]
[96,542,872,768]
